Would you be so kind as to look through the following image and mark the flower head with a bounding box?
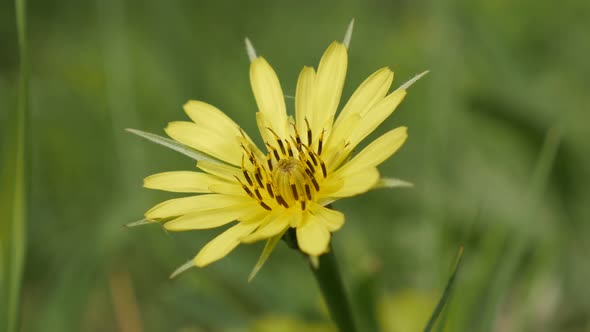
[133,22,425,279]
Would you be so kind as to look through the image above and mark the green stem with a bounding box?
[310,248,357,332]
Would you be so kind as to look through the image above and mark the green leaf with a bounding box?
[125,128,225,164]
[423,246,465,332]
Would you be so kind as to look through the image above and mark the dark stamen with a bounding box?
[305,184,312,200]
[254,188,263,200]
[318,129,325,155]
[305,118,312,144]
[285,140,294,157]
[243,170,253,186]
[254,169,264,187]
[276,195,289,208]
[266,183,274,198]
[291,184,299,200]
[307,149,318,165]
[260,202,272,210]
[311,178,320,191]
[305,160,316,174]
[277,140,286,156]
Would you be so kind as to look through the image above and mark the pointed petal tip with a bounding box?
[399,70,429,90]
[343,18,355,49]
[169,259,195,279]
[376,177,414,189]
[309,255,320,269]
[245,37,258,62]
[247,268,259,283]
[125,218,157,228]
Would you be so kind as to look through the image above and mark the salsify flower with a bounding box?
[130,22,426,280]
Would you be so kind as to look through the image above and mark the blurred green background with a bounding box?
[2,0,590,331]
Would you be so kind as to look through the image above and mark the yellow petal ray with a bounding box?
[323,112,362,171]
[311,41,348,137]
[296,213,331,256]
[165,121,242,165]
[239,131,267,165]
[241,212,291,243]
[325,89,407,171]
[183,100,241,136]
[208,182,246,195]
[310,203,345,232]
[145,194,248,219]
[194,222,261,267]
[248,231,286,282]
[144,171,231,193]
[164,203,261,231]
[347,89,407,151]
[333,67,393,128]
[295,66,316,145]
[338,127,408,176]
[197,160,243,182]
[250,57,288,138]
[255,112,275,148]
[324,67,393,167]
[321,167,380,198]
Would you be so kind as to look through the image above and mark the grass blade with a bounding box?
[0,0,29,331]
[423,246,465,332]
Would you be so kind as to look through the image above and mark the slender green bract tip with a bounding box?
[169,259,194,279]
[125,218,157,228]
[343,18,355,49]
[399,70,429,90]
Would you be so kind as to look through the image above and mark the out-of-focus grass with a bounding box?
[1,0,590,331]
[1,0,28,331]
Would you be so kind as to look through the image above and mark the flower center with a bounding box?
[272,157,309,206]
[237,125,327,211]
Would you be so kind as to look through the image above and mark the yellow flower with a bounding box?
[137,23,425,279]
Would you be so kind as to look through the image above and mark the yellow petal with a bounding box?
[164,203,262,231]
[250,57,288,138]
[338,126,408,176]
[322,112,362,171]
[208,182,247,195]
[324,67,393,165]
[183,100,241,136]
[296,213,331,256]
[197,160,243,182]
[334,67,393,126]
[248,232,285,282]
[310,42,347,137]
[255,112,275,148]
[321,167,380,198]
[144,171,231,193]
[241,212,291,243]
[326,89,407,170]
[309,203,345,232]
[165,121,242,165]
[295,66,316,145]
[145,194,248,219]
[194,222,260,267]
[348,89,407,151]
